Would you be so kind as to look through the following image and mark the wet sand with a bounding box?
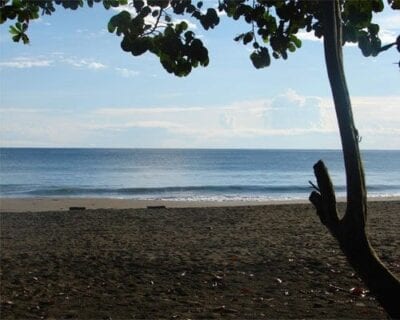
[0,197,312,212]
[1,200,399,319]
[1,196,399,213]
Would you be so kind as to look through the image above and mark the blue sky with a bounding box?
[0,2,399,149]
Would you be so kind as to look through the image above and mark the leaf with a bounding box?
[139,6,151,17]
[288,42,296,52]
[199,8,219,30]
[120,36,132,52]
[290,34,302,48]
[250,47,270,69]
[368,23,379,36]
[9,25,20,36]
[358,34,372,56]
[130,37,149,56]
[133,0,145,11]
[371,0,384,12]
[343,25,358,43]
[107,21,117,33]
[147,0,168,8]
[189,39,209,65]
[103,1,111,9]
[184,31,194,42]
[243,32,253,45]
[370,37,382,56]
[12,34,21,42]
[234,34,244,42]
[21,33,29,44]
[108,11,131,34]
[175,21,188,34]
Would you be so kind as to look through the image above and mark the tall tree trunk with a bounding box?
[309,1,400,318]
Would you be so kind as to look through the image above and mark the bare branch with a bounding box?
[142,7,165,37]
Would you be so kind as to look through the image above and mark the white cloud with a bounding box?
[296,31,359,47]
[295,31,357,47]
[62,58,84,67]
[373,13,400,43]
[265,89,324,129]
[216,9,227,17]
[77,93,400,140]
[62,58,107,70]
[88,120,185,131]
[51,51,65,56]
[297,11,399,45]
[0,110,94,147]
[87,62,107,70]
[89,92,331,140]
[219,112,236,129]
[76,28,108,39]
[297,31,321,42]
[1,92,399,148]
[115,67,139,78]
[0,55,109,72]
[352,96,400,134]
[0,108,51,114]
[378,29,397,44]
[96,106,205,115]
[0,57,53,69]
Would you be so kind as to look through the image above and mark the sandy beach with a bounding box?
[1,199,399,319]
[1,196,399,213]
[0,197,314,213]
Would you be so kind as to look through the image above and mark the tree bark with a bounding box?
[309,1,400,318]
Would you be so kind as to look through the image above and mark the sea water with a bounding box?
[0,148,399,201]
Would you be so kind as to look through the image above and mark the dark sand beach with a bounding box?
[1,200,399,319]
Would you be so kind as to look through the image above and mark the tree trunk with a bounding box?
[309,1,400,318]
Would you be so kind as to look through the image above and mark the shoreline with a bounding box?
[1,196,399,212]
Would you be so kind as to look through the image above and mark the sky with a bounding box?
[0,2,399,149]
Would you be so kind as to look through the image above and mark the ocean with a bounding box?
[0,148,399,201]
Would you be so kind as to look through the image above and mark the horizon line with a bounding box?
[1,147,399,151]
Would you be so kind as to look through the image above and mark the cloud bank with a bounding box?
[0,54,140,78]
[1,90,399,148]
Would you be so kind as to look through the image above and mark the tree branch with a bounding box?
[309,160,340,237]
[142,7,165,37]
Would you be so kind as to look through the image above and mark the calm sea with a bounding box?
[0,148,399,201]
